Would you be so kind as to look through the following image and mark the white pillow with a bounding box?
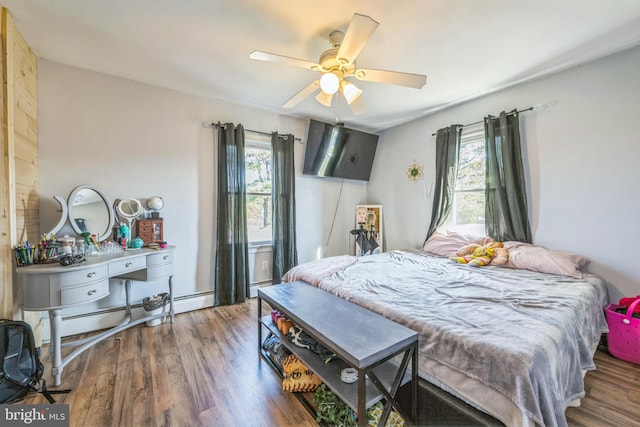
[503,241,590,278]
[422,230,493,257]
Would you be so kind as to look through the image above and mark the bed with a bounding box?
[282,241,609,427]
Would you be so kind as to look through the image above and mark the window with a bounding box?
[245,136,272,243]
[449,124,486,235]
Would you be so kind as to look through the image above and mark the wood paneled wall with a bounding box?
[9,10,38,245]
[0,8,40,332]
[0,10,10,319]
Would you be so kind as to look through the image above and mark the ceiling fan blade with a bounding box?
[250,51,322,71]
[282,80,320,108]
[336,14,379,66]
[315,91,334,107]
[348,97,367,115]
[352,68,427,89]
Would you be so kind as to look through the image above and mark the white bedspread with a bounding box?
[283,250,610,427]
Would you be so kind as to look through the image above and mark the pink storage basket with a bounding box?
[605,299,640,365]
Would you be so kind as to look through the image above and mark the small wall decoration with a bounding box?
[351,205,383,256]
[407,162,424,182]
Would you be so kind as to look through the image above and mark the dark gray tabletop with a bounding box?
[259,282,417,368]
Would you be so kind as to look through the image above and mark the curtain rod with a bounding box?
[210,122,302,142]
[431,107,533,136]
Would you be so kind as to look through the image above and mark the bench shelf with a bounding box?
[258,282,418,427]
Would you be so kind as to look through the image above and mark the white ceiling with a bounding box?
[2,0,640,132]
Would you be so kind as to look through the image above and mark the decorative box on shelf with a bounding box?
[137,218,163,244]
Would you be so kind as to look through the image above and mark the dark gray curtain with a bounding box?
[484,111,532,243]
[425,125,462,241]
[271,133,298,284]
[214,123,249,306]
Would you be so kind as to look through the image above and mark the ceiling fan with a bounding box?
[249,13,427,114]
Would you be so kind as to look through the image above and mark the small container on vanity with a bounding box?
[137,218,163,244]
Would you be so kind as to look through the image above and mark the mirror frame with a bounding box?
[115,198,144,222]
[67,185,115,242]
[47,195,68,238]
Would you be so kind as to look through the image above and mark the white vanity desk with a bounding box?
[17,245,175,386]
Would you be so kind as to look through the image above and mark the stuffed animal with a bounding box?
[450,241,508,267]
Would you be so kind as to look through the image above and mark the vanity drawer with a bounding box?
[59,265,109,287]
[145,263,173,280]
[109,256,146,276]
[60,279,109,306]
[147,251,173,266]
[115,262,173,282]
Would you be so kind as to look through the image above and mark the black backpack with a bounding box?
[0,319,59,403]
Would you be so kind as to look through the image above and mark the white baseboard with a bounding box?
[41,292,216,343]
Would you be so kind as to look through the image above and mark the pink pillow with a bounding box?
[422,230,493,257]
[503,241,590,278]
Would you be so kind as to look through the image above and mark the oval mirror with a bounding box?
[67,185,115,241]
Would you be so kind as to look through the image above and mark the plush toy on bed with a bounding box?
[450,241,508,267]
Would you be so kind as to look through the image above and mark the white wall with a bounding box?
[368,46,640,302]
[37,60,367,320]
[42,47,639,318]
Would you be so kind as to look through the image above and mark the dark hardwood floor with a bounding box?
[20,299,640,427]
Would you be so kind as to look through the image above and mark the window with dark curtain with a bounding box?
[484,111,532,243]
[214,123,250,306]
[427,111,532,244]
[271,133,298,283]
[425,125,462,241]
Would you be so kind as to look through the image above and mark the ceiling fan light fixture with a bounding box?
[319,72,340,94]
[341,80,363,105]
